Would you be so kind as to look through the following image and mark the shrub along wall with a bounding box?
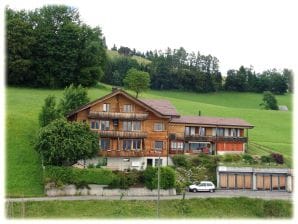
[44,166,116,187]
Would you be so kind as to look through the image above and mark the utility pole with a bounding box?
[157,155,160,218]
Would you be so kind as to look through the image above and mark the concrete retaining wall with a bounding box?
[46,184,176,197]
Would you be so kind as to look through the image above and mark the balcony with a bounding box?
[88,111,149,120]
[184,134,247,142]
[100,149,167,157]
[97,130,147,138]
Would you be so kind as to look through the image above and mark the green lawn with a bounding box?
[6,86,292,197]
[6,198,292,218]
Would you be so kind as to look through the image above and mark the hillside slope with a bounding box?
[6,86,292,196]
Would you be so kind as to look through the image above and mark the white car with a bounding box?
[189,181,216,192]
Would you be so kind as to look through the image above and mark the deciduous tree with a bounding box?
[123,68,150,98]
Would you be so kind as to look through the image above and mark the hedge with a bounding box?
[144,166,176,190]
[44,166,116,186]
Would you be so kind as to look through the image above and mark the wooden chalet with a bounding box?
[67,88,254,170]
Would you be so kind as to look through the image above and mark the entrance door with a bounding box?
[147,159,153,167]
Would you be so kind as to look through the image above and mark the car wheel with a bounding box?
[210,189,214,193]
[193,189,197,193]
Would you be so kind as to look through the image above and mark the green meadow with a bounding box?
[6,198,292,218]
[6,85,292,197]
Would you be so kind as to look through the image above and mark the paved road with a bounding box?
[6,190,292,202]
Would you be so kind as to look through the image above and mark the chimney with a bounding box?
[112,87,121,92]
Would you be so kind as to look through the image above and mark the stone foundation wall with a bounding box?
[45,184,176,197]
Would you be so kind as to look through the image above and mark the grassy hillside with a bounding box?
[6,86,292,196]
[107,50,151,65]
[6,198,292,218]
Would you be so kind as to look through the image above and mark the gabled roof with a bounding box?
[170,116,254,128]
[67,89,178,118]
[139,99,179,116]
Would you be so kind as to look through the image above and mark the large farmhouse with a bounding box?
[68,88,254,170]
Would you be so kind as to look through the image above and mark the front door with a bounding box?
[147,159,153,167]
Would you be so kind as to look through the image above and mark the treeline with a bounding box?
[105,45,293,94]
[6,6,107,88]
[6,6,293,94]
[104,47,222,92]
[224,66,292,94]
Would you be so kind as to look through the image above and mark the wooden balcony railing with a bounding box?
[88,111,149,120]
[100,149,167,157]
[184,135,247,142]
[97,130,147,138]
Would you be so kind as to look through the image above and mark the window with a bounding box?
[171,141,184,150]
[231,128,237,137]
[123,104,133,112]
[90,120,99,129]
[103,103,110,112]
[216,128,224,136]
[123,139,142,151]
[185,126,195,135]
[123,121,141,131]
[154,123,164,131]
[154,141,163,150]
[132,139,141,150]
[100,120,110,131]
[100,139,110,150]
[154,158,162,167]
[199,127,205,136]
[123,139,132,151]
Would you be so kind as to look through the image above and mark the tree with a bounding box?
[6,6,106,88]
[6,8,35,86]
[260,91,278,110]
[283,69,293,93]
[123,68,150,98]
[35,119,98,166]
[59,84,90,115]
[38,95,60,127]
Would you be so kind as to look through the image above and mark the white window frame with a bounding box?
[100,120,110,131]
[100,138,110,150]
[154,141,163,150]
[154,122,164,131]
[123,104,133,112]
[103,103,110,112]
[123,121,141,131]
[90,120,99,130]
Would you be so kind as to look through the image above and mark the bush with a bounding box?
[44,166,116,187]
[87,164,95,168]
[108,170,144,189]
[35,119,98,166]
[261,155,275,164]
[242,154,254,164]
[271,153,284,164]
[222,154,242,163]
[144,166,176,190]
[172,155,190,168]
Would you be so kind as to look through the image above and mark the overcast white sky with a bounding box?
[2,0,298,74]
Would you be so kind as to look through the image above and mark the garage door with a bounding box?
[220,173,228,188]
[256,174,287,191]
[244,174,252,189]
[219,173,252,190]
[228,174,236,188]
[236,175,244,188]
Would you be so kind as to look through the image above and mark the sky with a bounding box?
[2,0,297,75]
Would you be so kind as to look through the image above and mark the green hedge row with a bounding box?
[44,166,116,186]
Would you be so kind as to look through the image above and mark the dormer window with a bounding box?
[123,104,132,112]
[103,103,110,112]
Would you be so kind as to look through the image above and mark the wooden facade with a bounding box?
[67,89,254,163]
